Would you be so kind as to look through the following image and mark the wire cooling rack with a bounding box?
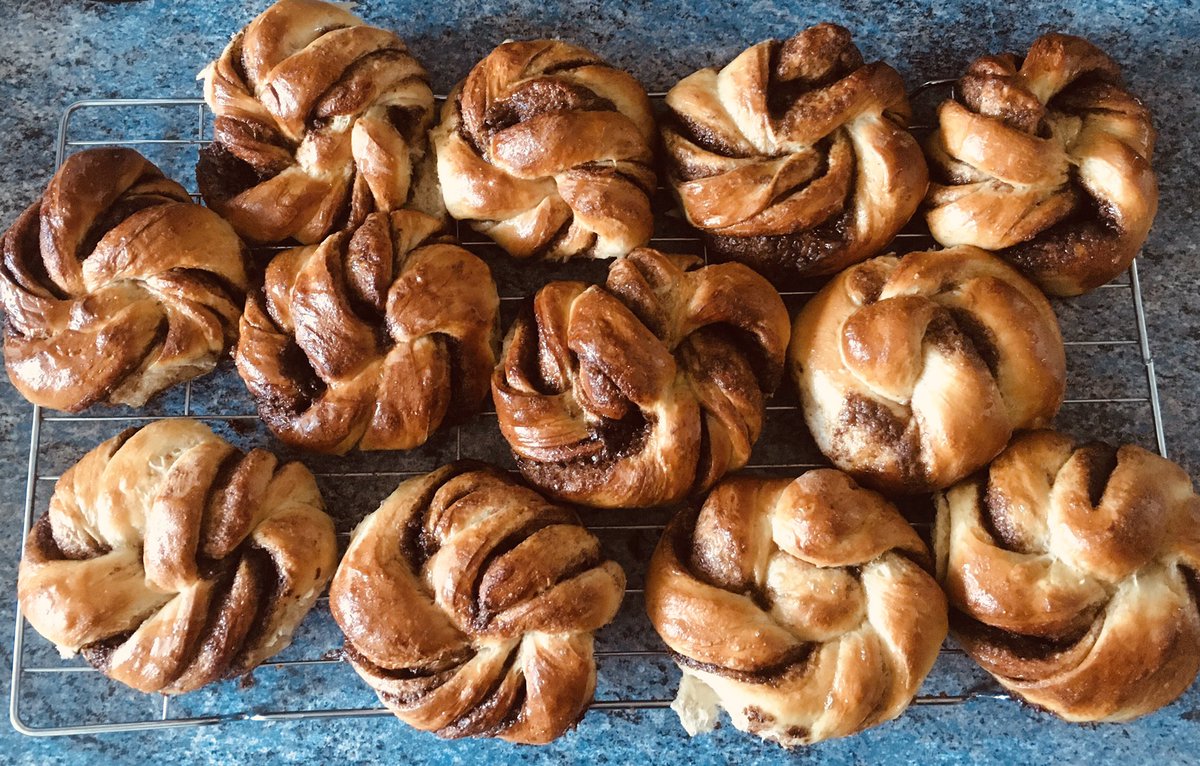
[8,84,1168,736]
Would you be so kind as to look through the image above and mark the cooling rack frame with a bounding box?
[8,85,1168,736]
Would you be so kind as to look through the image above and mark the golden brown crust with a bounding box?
[492,247,790,508]
[431,39,657,261]
[0,147,248,412]
[924,33,1158,296]
[16,419,336,694]
[646,470,947,746]
[329,462,625,744]
[934,430,1200,722]
[789,245,1065,494]
[197,0,436,244]
[235,209,499,454]
[661,23,928,285]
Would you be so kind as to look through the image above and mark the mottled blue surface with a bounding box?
[1,0,1199,763]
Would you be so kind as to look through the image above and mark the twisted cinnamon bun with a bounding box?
[661,23,928,285]
[18,419,336,694]
[789,245,1065,494]
[236,209,499,454]
[432,39,657,261]
[197,0,437,244]
[492,247,790,508]
[0,148,248,412]
[924,33,1157,296]
[935,430,1200,721]
[647,470,947,746]
[331,462,625,744]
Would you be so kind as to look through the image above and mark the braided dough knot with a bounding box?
[662,23,927,283]
[0,148,248,411]
[935,430,1200,721]
[198,0,436,244]
[925,33,1157,296]
[17,419,336,694]
[331,463,625,744]
[647,471,947,746]
[790,246,1065,493]
[432,39,657,260]
[236,209,499,453]
[493,247,790,508]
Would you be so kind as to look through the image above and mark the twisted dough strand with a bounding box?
[331,462,625,744]
[17,419,336,694]
[647,471,947,746]
[935,430,1200,722]
[924,33,1157,296]
[0,147,248,411]
[492,247,790,508]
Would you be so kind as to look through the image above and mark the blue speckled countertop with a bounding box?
[2,1,1199,763]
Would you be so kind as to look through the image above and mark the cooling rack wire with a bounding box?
[9,82,1168,735]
